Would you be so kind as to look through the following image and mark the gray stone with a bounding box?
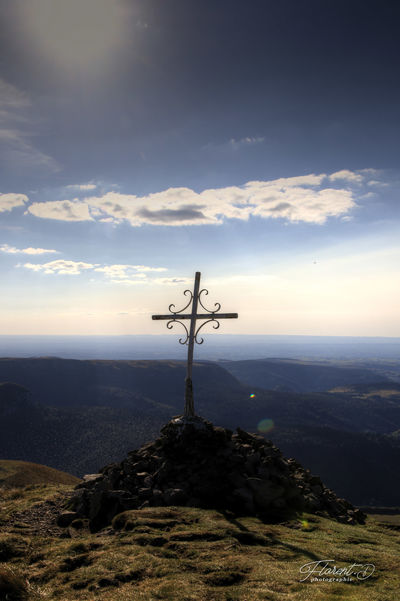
[76,473,103,489]
[257,466,271,479]
[304,494,321,511]
[57,511,78,527]
[163,488,187,505]
[271,497,287,510]
[143,475,153,487]
[228,471,246,488]
[233,487,255,513]
[246,477,285,509]
[138,487,152,499]
[311,484,323,496]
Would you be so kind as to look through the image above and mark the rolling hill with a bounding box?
[0,460,79,488]
[221,358,392,392]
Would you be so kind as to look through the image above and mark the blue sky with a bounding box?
[0,0,399,336]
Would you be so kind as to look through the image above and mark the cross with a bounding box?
[152,271,238,418]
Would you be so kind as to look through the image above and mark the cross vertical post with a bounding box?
[152,271,238,418]
[184,271,201,417]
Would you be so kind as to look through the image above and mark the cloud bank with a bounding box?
[4,170,377,227]
[24,171,366,227]
[21,261,168,281]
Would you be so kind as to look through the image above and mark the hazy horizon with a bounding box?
[1,334,399,361]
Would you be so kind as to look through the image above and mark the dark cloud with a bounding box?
[136,205,207,223]
[270,202,291,212]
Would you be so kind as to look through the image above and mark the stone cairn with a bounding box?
[63,416,366,531]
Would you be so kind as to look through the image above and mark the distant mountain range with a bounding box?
[0,357,400,506]
[1,334,400,361]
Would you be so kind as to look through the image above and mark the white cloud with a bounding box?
[25,171,367,227]
[28,200,93,221]
[94,264,167,284]
[0,193,28,213]
[153,277,192,285]
[230,136,265,149]
[251,187,355,224]
[20,260,168,280]
[66,183,97,190]
[0,244,58,255]
[23,259,98,275]
[94,265,142,279]
[131,265,168,272]
[82,174,355,226]
[329,170,363,183]
[359,168,381,176]
[367,179,389,187]
[84,172,359,226]
[205,136,265,153]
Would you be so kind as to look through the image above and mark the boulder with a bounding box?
[246,478,285,510]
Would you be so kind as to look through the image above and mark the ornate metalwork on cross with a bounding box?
[152,272,238,418]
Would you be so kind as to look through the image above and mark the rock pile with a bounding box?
[66,416,366,531]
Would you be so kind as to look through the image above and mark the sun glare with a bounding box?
[18,0,128,78]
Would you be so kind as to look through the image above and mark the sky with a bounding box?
[0,0,399,336]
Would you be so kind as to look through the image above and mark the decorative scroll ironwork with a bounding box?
[166,319,189,345]
[156,286,227,345]
[194,317,220,344]
[198,288,221,314]
[168,289,193,315]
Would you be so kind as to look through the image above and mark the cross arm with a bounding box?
[152,313,238,320]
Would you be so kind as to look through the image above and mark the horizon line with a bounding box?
[0,334,399,341]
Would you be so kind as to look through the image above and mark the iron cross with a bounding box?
[152,272,238,418]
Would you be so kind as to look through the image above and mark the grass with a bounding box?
[0,460,80,488]
[0,483,73,522]
[0,483,399,601]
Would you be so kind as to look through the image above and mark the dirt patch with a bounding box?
[2,491,74,537]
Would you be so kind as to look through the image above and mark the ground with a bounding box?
[0,461,80,489]
[0,483,399,601]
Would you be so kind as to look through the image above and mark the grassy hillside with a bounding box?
[0,460,80,488]
[221,358,391,392]
[0,483,398,600]
[270,426,400,506]
[0,358,240,409]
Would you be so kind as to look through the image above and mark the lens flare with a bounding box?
[301,519,310,530]
[257,418,274,433]
[249,393,256,398]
